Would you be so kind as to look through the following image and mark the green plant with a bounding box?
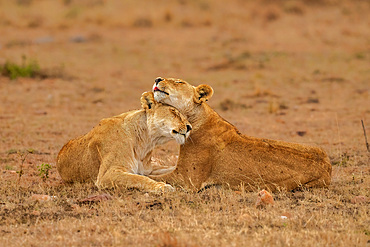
[0,55,40,79]
[37,163,52,182]
[332,152,350,167]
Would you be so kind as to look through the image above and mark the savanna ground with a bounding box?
[0,0,369,246]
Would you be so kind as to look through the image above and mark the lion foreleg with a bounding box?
[149,168,187,189]
[95,166,174,192]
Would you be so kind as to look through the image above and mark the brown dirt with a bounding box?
[0,0,369,246]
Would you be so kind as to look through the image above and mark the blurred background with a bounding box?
[0,0,369,162]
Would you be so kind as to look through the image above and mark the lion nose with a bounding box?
[186,124,192,133]
[155,77,163,85]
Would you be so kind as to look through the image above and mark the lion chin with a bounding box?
[56,91,191,193]
[150,77,332,192]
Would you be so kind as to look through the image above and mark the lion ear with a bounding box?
[141,92,157,110]
[194,84,214,104]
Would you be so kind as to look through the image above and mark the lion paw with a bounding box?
[163,184,175,192]
[154,182,175,192]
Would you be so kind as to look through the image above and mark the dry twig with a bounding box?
[361,120,370,153]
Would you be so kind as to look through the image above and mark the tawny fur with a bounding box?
[56,92,191,193]
[150,77,332,192]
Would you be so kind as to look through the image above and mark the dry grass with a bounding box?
[0,0,369,246]
[0,170,369,246]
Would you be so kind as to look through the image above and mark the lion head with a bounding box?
[141,91,192,145]
[152,77,213,115]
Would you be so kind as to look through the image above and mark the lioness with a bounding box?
[56,92,192,192]
[151,77,332,192]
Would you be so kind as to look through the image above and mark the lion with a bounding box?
[56,92,192,192]
[150,77,332,192]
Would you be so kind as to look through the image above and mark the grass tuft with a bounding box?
[0,56,40,80]
[0,57,72,80]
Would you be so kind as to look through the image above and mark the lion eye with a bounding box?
[175,81,184,84]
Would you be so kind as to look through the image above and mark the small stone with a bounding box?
[306,98,320,104]
[297,131,307,136]
[30,194,55,202]
[34,36,54,44]
[255,189,274,208]
[70,35,88,43]
[281,212,292,218]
